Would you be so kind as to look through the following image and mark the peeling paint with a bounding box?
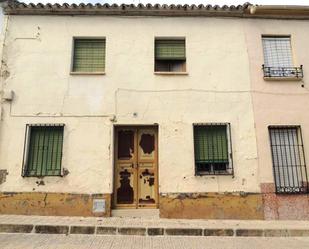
[35,179,45,186]
[160,192,264,220]
[0,170,8,185]
[261,183,309,220]
[0,192,111,217]
[139,133,154,154]
[117,169,134,204]
[117,130,134,159]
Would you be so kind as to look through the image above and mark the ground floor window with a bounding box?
[269,126,308,194]
[193,123,233,175]
[22,124,64,177]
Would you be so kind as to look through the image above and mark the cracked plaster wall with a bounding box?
[0,15,260,194]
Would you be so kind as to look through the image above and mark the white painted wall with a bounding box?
[0,5,5,131]
[0,15,260,194]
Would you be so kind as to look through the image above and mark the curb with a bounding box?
[1,224,309,237]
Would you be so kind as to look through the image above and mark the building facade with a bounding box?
[0,1,308,219]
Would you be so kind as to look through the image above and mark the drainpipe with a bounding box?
[249,4,309,15]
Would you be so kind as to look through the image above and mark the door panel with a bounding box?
[138,128,156,161]
[137,128,158,208]
[114,128,137,208]
[138,168,156,206]
[115,163,136,205]
[117,130,135,160]
[114,126,158,209]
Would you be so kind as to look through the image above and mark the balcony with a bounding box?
[262,65,303,80]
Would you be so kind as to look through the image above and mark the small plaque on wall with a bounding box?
[93,199,106,213]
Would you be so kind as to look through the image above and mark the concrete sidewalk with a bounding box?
[1,215,309,237]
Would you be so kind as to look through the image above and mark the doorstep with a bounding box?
[1,215,309,237]
[111,209,160,218]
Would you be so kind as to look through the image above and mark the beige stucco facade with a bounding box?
[0,2,308,219]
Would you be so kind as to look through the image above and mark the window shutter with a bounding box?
[194,125,229,163]
[27,127,43,176]
[45,127,63,176]
[262,36,293,67]
[155,40,185,60]
[73,39,106,72]
[26,126,63,176]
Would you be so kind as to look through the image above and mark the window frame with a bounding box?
[261,35,303,80]
[70,37,106,75]
[154,37,187,74]
[22,124,65,177]
[193,123,233,176]
[268,125,309,194]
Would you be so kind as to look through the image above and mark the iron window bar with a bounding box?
[269,126,308,194]
[262,65,303,79]
[22,124,65,177]
[193,123,233,176]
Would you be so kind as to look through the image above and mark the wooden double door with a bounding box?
[114,126,158,209]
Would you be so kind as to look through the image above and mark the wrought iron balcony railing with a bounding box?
[262,65,303,79]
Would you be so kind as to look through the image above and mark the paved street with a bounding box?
[2,215,309,230]
[1,234,309,249]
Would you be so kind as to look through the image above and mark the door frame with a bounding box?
[112,125,159,209]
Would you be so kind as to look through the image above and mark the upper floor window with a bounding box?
[262,36,303,79]
[22,124,64,177]
[269,126,308,194]
[193,123,233,176]
[72,38,106,74]
[155,38,186,73]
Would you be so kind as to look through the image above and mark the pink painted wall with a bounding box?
[245,19,309,219]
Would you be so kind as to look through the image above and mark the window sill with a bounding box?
[264,76,303,81]
[70,72,105,75]
[195,172,233,176]
[154,72,188,76]
[22,175,63,178]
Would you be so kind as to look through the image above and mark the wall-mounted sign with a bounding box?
[93,199,106,213]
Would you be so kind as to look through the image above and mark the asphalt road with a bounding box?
[1,234,309,249]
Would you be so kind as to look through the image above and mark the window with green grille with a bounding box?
[155,39,186,72]
[72,38,106,73]
[193,124,233,175]
[22,125,64,177]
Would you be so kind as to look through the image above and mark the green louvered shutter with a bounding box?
[194,125,229,164]
[155,40,186,60]
[26,126,63,176]
[73,39,106,72]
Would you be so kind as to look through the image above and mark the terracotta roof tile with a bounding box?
[4,1,309,19]
[4,0,252,16]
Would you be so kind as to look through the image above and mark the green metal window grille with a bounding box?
[194,124,232,175]
[73,39,106,72]
[155,39,186,60]
[23,125,64,177]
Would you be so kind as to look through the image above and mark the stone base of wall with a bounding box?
[0,192,111,217]
[261,183,309,220]
[159,192,264,220]
[2,189,307,220]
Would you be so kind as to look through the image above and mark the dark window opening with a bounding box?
[155,60,186,72]
[155,39,186,72]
